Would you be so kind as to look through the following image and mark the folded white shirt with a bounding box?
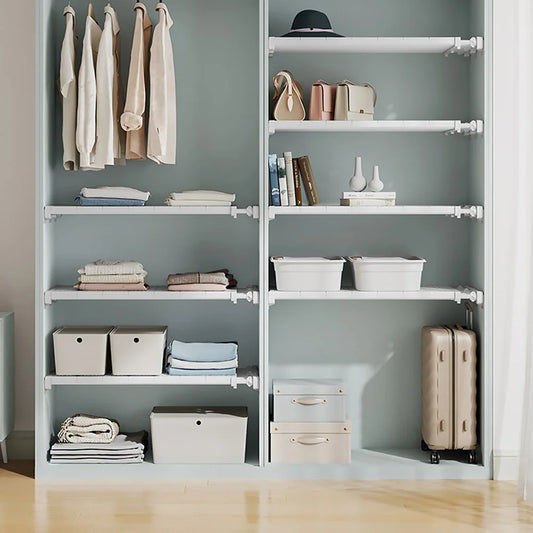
[168,190,235,202]
[80,260,145,276]
[80,186,150,201]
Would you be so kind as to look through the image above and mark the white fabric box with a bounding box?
[270,421,351,464]
[110,326,167,376]
[53,326,113,376]
[271,257,346,291]
[273,379,346,422]
[150,406,248,464]
[348,256,426,291]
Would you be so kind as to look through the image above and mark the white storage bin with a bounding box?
[53,326,113,376]
[110,326,167,376]
[271,257,345,291]
[150,406,248,464]
[348,256,426,291]
[270,421,351,464]
[273,379,346,422]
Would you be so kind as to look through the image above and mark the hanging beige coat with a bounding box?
[95,5,126,168]
[148,3,176,165]
[121,3,152,160]
[76,6,101,171]
[60,5,78,171]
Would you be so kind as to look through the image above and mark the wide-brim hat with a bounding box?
[282,10,344,38]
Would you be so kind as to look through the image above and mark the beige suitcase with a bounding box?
[421,317,477,464]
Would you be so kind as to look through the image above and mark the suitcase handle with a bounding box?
[291,436,329,445]
[292,398,327,405]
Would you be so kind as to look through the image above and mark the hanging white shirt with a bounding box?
[76,10,101,171]
[148,3,176,165]
[121,3,152,161]
[60,5,78,171]
[95,5,126,168]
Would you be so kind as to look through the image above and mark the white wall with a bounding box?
[0,0,35,431]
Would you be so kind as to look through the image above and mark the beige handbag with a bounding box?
[272,70,306,121]
[309,80,337,121]
[334,81,377,121]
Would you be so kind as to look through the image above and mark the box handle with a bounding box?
[133,337,140,344]
[292,398,327,405]
[291,437,329,445]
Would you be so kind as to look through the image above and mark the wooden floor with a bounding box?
[1,462,533,532]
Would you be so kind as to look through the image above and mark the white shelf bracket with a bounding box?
[455,286,484,305]
[268,38,275,57]
[444,36,484,57]
[453,205,484,219]
[232,206,259,219]
[44,292,53,306]
[245,290,260,304]
[44,208,60,222]
[268,123,276,136]
[447,120,483,136]
[230,291,239,304]
[268,292,276,306]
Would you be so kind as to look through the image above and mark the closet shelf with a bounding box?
[44,367,260,390]
[269,287,483,305]
[44,287,259,305]
[268,36,484,56]
[44,205,260,220]
[269,120,483,135]
[269,205,484,219]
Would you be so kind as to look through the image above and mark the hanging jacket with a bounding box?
[121,2,152,160]
[60,5,78,171]
[95,5,126,168]
[148,3,176,165]
[76,6,101,171]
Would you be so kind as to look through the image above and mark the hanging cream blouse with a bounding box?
[60,5,78,171]
[148,3,176,165]
[121,3,152,160]
[95,5,126,168]
[76,8,101,171]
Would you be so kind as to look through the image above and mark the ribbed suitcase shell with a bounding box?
[421,326,477,451]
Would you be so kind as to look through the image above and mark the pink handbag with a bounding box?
[309,80,337,121]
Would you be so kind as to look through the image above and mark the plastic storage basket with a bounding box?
[271,257,346,291]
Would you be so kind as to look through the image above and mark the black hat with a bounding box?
[282,10,343,38]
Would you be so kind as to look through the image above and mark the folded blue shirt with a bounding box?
[166,366,237,376]
[75,197,146,207]
[168,340,238,362]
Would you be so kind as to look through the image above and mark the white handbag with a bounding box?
[272,70,306,121]
[334,81,377,121]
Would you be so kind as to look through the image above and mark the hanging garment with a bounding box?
[148,3,176,164]
[60,5,78,171]
[76,5,102,170]
[121,2,152,160]
[95,5,126,168]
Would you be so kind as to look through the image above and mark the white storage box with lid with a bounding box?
[348,256,426,291]
[270,421,351,464]
[273,379,346,422]
[271,257,346,291]
[150,406,248,464]
[110,326,167,376]
[53,326,113,376]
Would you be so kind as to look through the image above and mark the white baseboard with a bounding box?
[493,452,520,481]
[5,430,34,460]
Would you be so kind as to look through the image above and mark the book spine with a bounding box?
[277,157,289,206]
[342,191,396,199]
[268,154,281,206]
[283,152,296,206]
[292,159,302,206]
[297,156,320,206]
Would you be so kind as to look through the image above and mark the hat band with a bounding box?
[287,28,336,33]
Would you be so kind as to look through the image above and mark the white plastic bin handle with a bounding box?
[291,437,329,445]
[292,398,327,405]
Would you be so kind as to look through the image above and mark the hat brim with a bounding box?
[281,31,344,38]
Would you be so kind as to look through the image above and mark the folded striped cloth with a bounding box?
[80,186,150,202]
[167,283,227,291]
[74,282,149,291]
[57,414,120,444]
[78,271,148,284]
[168,190,236,202]
[168,340,238,362]
[165,199,232,207]
[167,355,238,370]
[166,366,237,376]
[79,260,146,276]
[76,197,146,207]
[167,271,228,286]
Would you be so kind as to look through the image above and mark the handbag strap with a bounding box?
[337,80,378,107]
[273,71,304,113]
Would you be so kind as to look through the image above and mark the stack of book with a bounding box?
[340,192,396,207]
[269,153,319,206]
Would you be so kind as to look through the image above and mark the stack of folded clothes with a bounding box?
[166,340,238,376]
[50,414,148,464]
[75,259,149,291]
[164,190,235,207]
[76,186,150,206]
[167,269,237,292]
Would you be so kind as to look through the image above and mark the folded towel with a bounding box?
[75,282,149,291]
[164,199,233,207]
[78,271,148,284]
[169,340,238,362]
[51,431,147,454]
[167,272,228,286]
[57,414,120,444]
[167,283,228,291]
[166,366,237,376]
[75,197,146,206]
[80,186,150,201]
[80,260,146,276]
[169,190,236,202]
[167,355,238,370]
[50,456,143,464]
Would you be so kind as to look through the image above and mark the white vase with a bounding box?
[349,156,366,192]
[367,165,384,192]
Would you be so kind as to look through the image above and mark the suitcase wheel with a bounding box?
[468,450,477,464]
[430,451,440,464]
[421,440,429,451]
